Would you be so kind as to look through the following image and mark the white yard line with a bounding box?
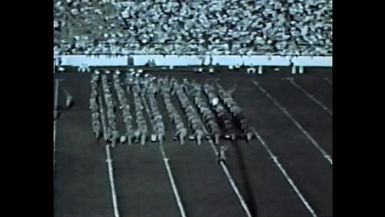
[219,159,253,217]
[285,78,332,116]
[323,78,332,87]
[141,93,188,217]
[105,145,121,217]
[214,79,317,216]
[251,80,332,165]
[53,120,56,172]
[159,144,188,217]
[204,131,253,217]
[181,88,253,217]
[99,81,120,217]
[53,79,60,173]
[253,131,318,217]
[54,79,60,110]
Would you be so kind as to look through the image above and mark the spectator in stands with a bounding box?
[54,0,332,56]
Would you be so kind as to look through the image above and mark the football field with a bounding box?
[54,67,332,217]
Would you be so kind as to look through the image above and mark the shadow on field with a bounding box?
[232,140,259,217]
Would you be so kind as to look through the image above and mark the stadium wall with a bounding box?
[57,55,332,67]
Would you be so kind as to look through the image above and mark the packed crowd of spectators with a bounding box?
[54,0,332,56]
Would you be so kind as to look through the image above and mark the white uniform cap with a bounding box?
[211,98,219,106]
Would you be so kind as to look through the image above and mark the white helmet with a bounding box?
[211,97,219,106]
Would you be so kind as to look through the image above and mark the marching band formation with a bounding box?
[89,69,256,148]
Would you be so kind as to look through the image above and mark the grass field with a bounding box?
[54,66,332,217]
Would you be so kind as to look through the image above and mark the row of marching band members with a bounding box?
[143,76,166,144]
[101,72,120,146]
[203,83,237,141]
[215,82,255,141]
[172,78,205,145]
[131,76,148,145]
[112,72,134,145]
[186,80,221,145]
[158,77,187,144]
[90,73,102,140]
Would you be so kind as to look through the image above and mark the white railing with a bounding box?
[55,54,332,67]
[54,42,331,56]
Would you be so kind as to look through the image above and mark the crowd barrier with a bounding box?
[57,55,332,67]
[292,56,332,67]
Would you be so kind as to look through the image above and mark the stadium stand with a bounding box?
[54,0,332,56]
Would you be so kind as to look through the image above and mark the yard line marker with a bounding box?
[251,79,332,165]
[105,145,121,217]
[53,120,56,172]
[159,144,188,217]
[284,78,332,116]
[141,91,187,217]
[219,159,253,217]
[99,81,120,217]
[323,78,332,87]
[213,79,318,217]
[180,85,253,217]
[253,131,318,217]
[53,79,62,173]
